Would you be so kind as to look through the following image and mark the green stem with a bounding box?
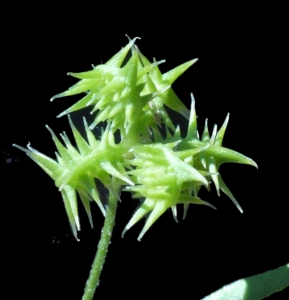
[82,189,119,300]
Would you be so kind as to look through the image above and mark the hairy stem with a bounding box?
[82,188,119,300]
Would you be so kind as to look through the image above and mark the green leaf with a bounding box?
[201,263,289,300]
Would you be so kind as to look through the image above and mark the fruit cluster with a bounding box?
[14,37,257,241]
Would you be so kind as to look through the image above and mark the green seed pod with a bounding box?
[179,93,258,214]
[122,141,217,240]
[13,115,133,240]
[50,38,198,143]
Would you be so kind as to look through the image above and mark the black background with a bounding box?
[2,4,288,300]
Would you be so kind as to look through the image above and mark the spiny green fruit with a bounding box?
[122,141,216,241]
[13,37,257,242]
[50,37,196,141]
[121,94,257,240]
[180,93,257,215]
[13,115,133,240]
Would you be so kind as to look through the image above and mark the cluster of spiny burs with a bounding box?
[14,37,257,241]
